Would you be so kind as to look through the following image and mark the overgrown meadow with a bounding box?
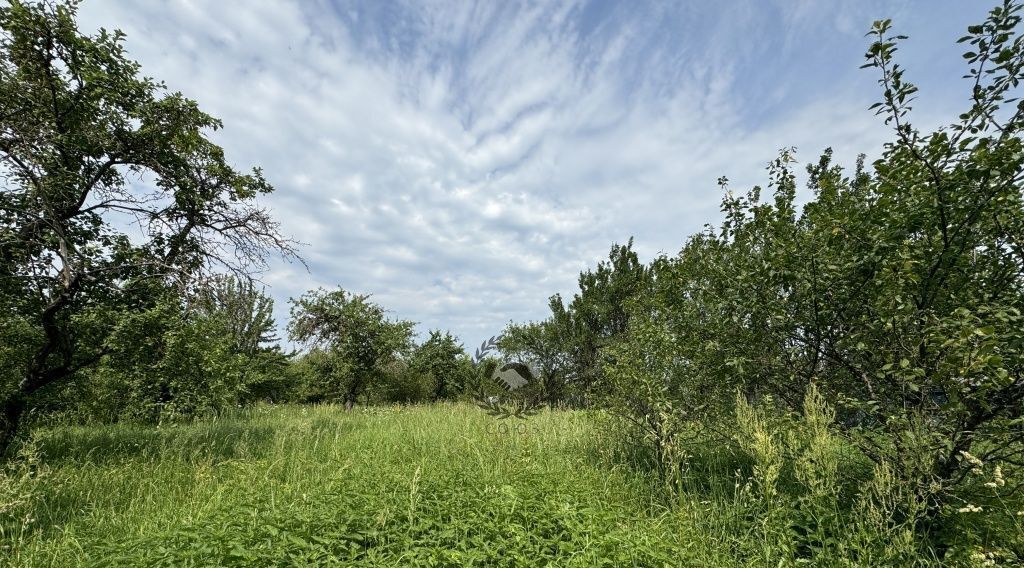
[2,405,670,566]
[2,401,1021,566]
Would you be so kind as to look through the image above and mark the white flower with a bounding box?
[960,451,984,468]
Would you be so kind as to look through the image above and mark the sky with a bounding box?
[76,0,988,351]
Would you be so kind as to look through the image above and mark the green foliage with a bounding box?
[1,0,1022,563]
[0,0,295,450]
[375,361,435,404]
[464,356,505,401]
[88,294,241,422]
[406,330,472,401]
[475,5,1024,561]
[287,314,471,406]
[724,388,940,565]
[556,238,651,398]
[193,276,290,403]
[595,5,1024,554]
[502,239,652,406]
[0,436,44,546]
[288,288,415,409]
[0,404,1017,565]
[45,280,290,423]
[499,321,569,404]
[0,406,681,566]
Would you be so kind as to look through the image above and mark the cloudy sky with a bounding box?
[78,0,986,350]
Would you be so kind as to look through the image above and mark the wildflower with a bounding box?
[957,504,983,513]
[960,451,983,468]
[969,550,997,567]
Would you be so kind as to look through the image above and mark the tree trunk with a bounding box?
[0,391,27,457]
[0,282,80,456]
[344,395,355,412]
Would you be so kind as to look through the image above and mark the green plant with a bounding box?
[288,288,415,410]
[0,0,297,452]
[598,5,1024,555]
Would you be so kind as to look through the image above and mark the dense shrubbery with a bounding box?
[77,278,288,422]
[286,288,476,408]
[10,278,288,425]
[501,239,651,407]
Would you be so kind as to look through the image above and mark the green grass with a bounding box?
[3,404,1018,566]
[2,404,694,566]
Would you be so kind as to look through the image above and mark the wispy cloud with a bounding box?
[78,0,987,347]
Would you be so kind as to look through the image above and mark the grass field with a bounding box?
[1,405,703,567]
[3,404,1017,567]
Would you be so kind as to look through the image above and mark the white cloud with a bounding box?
[75,0,982,348]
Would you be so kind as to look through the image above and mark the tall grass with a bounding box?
[0,402,1020,566]
[1,405,674,566]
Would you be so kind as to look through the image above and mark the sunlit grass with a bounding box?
[5,403,1014,566]
[3,404,688,566]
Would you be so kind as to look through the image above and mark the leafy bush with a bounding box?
[34,279,290,424]
[598,4,1024,554]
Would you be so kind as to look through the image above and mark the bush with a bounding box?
[602,5,1024,556]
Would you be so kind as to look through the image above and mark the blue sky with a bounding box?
[78,0,988,350]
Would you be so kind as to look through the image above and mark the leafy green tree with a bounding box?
[500,239,651,405]
[555,238,651,398]
[499,320,570,404]
[408,330,471,401]
[194,276,278,358]
[600,162,812,464]
[194,276,289,402]
[287,288,414,410]
[0,1,296,450]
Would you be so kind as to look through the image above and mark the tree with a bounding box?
[193,276,289,403]
[83,289,249,422]
[408,330,470,401]
[502,239,651,405]
[558,238,651,397]
[0,0,297,451]
[500,320,570,404]
[287,288,414,410]
[194,276,278,358]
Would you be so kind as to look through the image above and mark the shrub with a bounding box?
[603,5,1024,554]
